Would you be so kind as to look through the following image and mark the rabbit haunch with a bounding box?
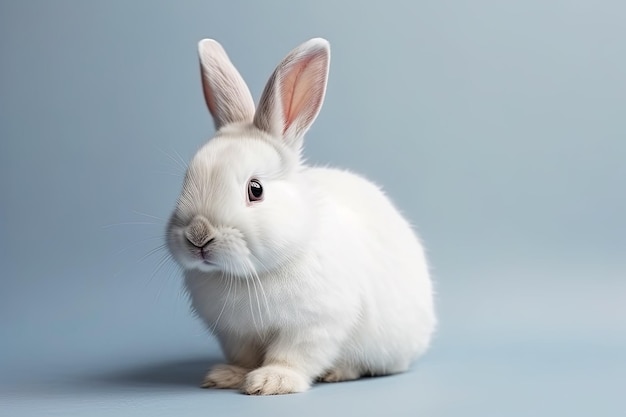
[166,38,436,395]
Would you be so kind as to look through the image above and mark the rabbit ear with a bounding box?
[198,39,255,130]
[254,38,330,148]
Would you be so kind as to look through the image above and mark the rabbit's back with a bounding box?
[305,166,436,369]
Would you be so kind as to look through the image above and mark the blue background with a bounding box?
[1,1,624,415]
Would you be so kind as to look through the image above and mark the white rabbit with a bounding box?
[166,38,436,395]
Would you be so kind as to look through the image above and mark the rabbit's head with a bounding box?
[167,39,330,276]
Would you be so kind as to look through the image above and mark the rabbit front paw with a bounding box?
[242,365,309,395]
[201,363,249,389]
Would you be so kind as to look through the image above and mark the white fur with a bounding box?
[167,38,436,395]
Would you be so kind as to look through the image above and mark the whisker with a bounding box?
[152,254,177,302]
[138,243,168,264]
[239,259,260,335]
[113,235,163,257]
[247,263,265,330]
[111,242,166,279]
[163,255,182,287]
[249,252,272,273]
[131,210,167,222]
[172,149,189,169]
[247,258,271,319]
[210,271,233,334]
[148,251,174,285]
[152,170,184,178]
[101,222,158,229]
[157,147,187,173]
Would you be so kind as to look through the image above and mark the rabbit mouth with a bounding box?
[195,257,219,273]
[198,251,218,267]
[200,247,213,262]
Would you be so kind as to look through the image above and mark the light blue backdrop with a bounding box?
[1,1,624,416]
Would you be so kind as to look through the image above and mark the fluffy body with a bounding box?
[166,38,436,395]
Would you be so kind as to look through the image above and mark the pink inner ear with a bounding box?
[280,52,326,136]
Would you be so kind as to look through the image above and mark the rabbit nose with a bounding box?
[185,216,215,248]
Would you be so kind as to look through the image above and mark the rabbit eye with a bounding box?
[248,179,263,202]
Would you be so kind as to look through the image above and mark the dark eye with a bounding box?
[248,179,263,202]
